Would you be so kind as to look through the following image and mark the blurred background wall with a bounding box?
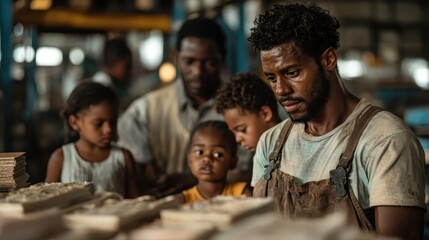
[1,0,429,183]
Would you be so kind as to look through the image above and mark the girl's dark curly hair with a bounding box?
[215,73,280,120]
[248,2,340,60]
[62,81,118,143]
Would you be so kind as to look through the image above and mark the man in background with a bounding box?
[118,18,235,197]
[92,37,132,110]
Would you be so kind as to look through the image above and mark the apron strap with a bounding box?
[338,105,383,169]
[261,120,293,196]
[269,120,294,162]
[263,120,294,181]
[349,185,376,231]
[333,105,382,231]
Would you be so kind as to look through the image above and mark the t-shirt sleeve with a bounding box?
[117,98,154,164]
[251,131,271,187]
[366,131,426,209]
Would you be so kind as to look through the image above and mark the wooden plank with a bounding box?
[130,222,217,240]
[212,212,378,240]
[160,196,275,230]
[0,152,25,160]
[0,182,95,215]
[0,209,63,239]
[64,195,180,232]
[61,191,123,214]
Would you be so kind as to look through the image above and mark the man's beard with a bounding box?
[289,72,330,123]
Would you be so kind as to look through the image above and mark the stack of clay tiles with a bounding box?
[0,152,29,192]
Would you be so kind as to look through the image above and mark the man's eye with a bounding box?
[287,70,299,78]
[185,59,194,65]
[205,59,219,68]
[267,76,276,82]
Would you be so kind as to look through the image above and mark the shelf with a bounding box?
[13,8,172,32]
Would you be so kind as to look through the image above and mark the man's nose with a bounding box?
[274,77,293,96]
[191,61,205,76]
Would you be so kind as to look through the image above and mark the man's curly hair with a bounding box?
[216,73,279,120]
[248,2,340,60]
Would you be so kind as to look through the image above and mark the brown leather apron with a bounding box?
[254,106,382,231]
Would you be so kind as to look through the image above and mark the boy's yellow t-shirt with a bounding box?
[182,182,247,204]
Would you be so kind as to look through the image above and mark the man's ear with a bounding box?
[260,105,274,122]
[320,47,337,71]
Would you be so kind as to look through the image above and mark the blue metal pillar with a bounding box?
[219,1,249,75]
[235,0,249,73]
[0,0,13,151]
[217,17,235,75]
[25,27,38,117]
[171,0,186,49]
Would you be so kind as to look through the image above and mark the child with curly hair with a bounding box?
[216,72,281,152]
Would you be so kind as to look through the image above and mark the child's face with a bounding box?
[188,127,236,182]
[69,101,118,148]
[223,107,273,152]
